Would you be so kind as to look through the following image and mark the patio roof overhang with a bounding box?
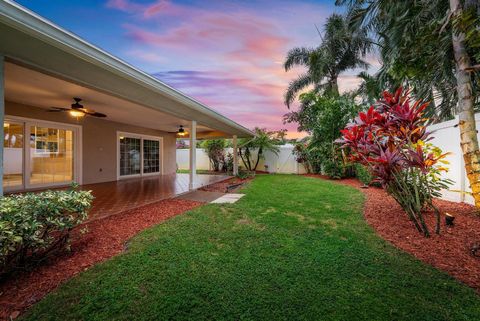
[0,0,254,139]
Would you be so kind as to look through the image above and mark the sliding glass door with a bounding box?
[119,137,141,177]
[3,121,24,190]
[29,126,74,186]
[3,118,79,192]
[118,133,162,178]
[143,139,160,174]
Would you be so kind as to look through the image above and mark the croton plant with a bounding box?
[338,87,452,236]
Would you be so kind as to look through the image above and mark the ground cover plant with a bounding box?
[21,175,480,320]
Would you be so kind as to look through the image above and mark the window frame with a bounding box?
[116,131,163,180]
[3,115,82,192]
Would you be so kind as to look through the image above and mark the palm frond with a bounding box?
[284,73,314,108]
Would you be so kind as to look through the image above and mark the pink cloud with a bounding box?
[106,0,143,12]
[108,0,336,138]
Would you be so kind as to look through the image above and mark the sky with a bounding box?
[16,0,372,138]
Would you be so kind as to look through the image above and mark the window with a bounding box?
[118,133,161,177]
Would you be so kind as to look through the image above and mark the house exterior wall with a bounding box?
[5,101,177,185]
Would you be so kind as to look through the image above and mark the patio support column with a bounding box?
[189,120,197,189]
[232,135,238,176]
[0,55,4,196]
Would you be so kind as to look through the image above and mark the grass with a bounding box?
[23,175,480,320]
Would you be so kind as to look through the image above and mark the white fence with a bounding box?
[177,119,478,205]
[176,145,307,174]
[427,114,480,205]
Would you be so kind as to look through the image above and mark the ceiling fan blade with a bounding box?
[48,107,69,112]
[87,111,107,118]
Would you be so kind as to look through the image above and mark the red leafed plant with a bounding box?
[338,87,452,237]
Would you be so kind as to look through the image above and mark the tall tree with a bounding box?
[337,0,480,208]
[449,0,480,207]
[283,13,371,107]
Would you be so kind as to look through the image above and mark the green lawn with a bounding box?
[23,175,480,320]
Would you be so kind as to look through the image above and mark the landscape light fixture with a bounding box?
[445,212,455,226]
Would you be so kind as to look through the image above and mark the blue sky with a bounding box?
[15,0,365,138]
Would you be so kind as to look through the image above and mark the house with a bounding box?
[0,0,252,197]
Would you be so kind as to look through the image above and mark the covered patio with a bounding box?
[0,1,253,207]
[82,173,230,220]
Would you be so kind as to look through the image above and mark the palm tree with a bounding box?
[238,128,280,171]
[355,71,383,105]
[337,0,480,209]
[283,13,371,107]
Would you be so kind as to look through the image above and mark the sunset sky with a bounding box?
[16,0,376,138]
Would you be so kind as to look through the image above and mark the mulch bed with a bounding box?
[0,198,203,320]
[305,174,480,292]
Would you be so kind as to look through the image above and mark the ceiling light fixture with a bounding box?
[69,109,85,118]
[177,125,186,136]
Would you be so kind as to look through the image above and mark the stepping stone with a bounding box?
[211,193,245,204]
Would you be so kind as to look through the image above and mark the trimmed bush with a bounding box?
[0,185,93,275]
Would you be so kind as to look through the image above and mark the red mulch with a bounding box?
[305,174,480,292]
[0,198,203,320]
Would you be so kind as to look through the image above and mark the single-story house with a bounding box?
[0,0,253,198]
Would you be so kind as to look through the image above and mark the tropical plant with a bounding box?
[224,152,234,173]
[238,128,280,171]
[292,141,312,173]
[355,163,373,187]
[337,0,480,209]
[338,88,452,236]
[283,13,372,107]
[202,139,226,172]
[0,185,93,275]
[285,91,361,178]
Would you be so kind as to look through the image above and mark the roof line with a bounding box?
[0,0,254,136]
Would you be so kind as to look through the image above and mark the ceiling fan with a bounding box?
[48,98,107,118]
[168,125,188,136]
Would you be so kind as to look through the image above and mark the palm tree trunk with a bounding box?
[330,76,339,96]
[450,0,480,210]
[253,148,263,171]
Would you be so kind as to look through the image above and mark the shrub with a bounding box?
[223,152,234,172]
[322,159,344,179]
[292,142,312,173]
[284,92,361,175]
[355,163,373,187]
[0,185,93,275]
[339,87,452,236]
[202,139,226,172]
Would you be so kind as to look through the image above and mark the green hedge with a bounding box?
[0,185,93,275]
